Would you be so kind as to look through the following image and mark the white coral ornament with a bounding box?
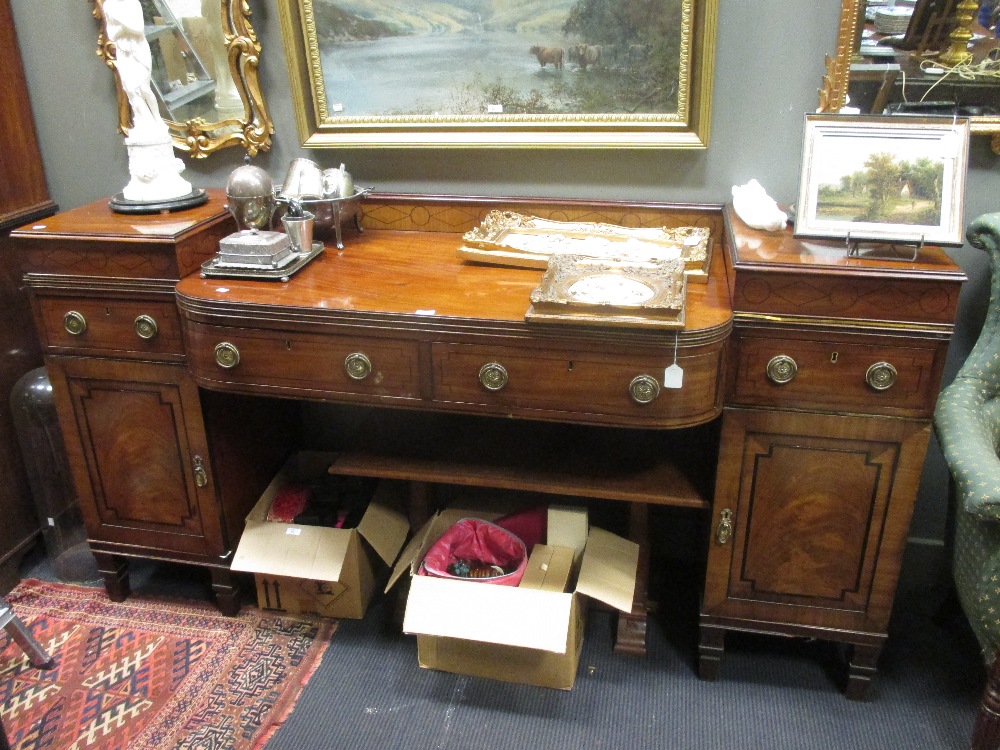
[731,180,788,232]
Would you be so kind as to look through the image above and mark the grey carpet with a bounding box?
[262,566,981,750]
[20,546,983,749]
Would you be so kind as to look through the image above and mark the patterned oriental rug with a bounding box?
[0,579,335,750]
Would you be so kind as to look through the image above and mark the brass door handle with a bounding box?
[716,509,733,545]
[766,354,798,384]
[63,311,87,336]
[134,314,158,340]
[214,342,240,369]
[628,374,660,404]
[479,362,508,391]
[866,361,898,391]
[344,352,372,380]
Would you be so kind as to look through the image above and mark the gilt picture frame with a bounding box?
[794,114,970,247]
[275,0,717,149]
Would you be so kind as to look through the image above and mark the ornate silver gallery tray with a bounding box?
[459,211,712,283]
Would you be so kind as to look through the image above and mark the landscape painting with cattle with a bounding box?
[306,0,687,118]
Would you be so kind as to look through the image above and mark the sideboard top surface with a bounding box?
[10,189,231,244]
[725,204,965,281]
[176,224,734,339]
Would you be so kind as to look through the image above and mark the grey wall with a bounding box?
[10,0,999,542]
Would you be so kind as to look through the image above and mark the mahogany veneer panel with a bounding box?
[360,193,724,237]
[13,190,233,281]
[703,406,931,635]
[0,0,55,233]
[725,206,965,327]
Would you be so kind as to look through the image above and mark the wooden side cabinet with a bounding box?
[701,408,931,698]
[699,207,967,699]
[43,357,232,599]
[11,195,294,614]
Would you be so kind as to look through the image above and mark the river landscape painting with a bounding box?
[277,0,715,146]
[309,0,684,117]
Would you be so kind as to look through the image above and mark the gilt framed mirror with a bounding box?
[820,0,1000,153]
[93,0,273,158]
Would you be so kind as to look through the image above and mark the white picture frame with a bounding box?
[794,114,970,247]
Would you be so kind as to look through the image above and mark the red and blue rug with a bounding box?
[0,579,335,749]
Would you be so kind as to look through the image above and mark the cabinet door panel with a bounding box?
[45,356,223,559]
[703,408,929,632]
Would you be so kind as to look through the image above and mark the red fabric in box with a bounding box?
[421,518,528,586]
[267,483,311,523]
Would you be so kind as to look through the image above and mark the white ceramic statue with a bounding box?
[731,179,788,232]
[104,0,193,203]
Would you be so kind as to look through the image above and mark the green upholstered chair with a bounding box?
[936,212,1000,750]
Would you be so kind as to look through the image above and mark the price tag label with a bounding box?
[664,364,684,389]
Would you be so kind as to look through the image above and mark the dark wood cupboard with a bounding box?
[0,0,58,590]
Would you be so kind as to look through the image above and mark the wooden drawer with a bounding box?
[35,295,184,358]
[184,321,422,401]
[730,334,942,416]
[430,341,724,428]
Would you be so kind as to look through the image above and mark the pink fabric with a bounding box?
[421,518,528,586]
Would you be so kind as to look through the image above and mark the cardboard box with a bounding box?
[388,506,639,690]
[232,452,409,618]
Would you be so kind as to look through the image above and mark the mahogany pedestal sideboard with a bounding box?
[11,193,965,699]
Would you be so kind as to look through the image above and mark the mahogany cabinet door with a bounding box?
[44,356,226,560]
[702,407,931,633]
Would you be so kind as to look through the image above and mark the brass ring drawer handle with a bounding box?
[766,354,798,384]
[629,374,660,404]
[344,352,372,380]
[134,314,158,340]
[866,361,898,391]
[63,311,87,336]
[214,342,241,369]
[479,362,508,391]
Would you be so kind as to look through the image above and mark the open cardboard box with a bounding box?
[232,451,409,618]
[386,506,639,689]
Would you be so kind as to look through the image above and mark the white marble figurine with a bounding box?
[104,0,192,202]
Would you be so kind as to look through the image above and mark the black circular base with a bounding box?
[109,189,209,215]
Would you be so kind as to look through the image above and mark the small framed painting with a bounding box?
[794,114,970,247]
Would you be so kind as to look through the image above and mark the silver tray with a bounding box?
[200,242,324,282]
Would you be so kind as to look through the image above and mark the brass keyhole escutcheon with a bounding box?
[866,361,898,391]
[214,342,240,369]
[766,354,798,384]
[716,509,733,545]
[629,374,660,404]
[192,455,208,488]
[63,311,87,336]
[344,352,372,380]
[134,314,158,340]
[479,362,509,392]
